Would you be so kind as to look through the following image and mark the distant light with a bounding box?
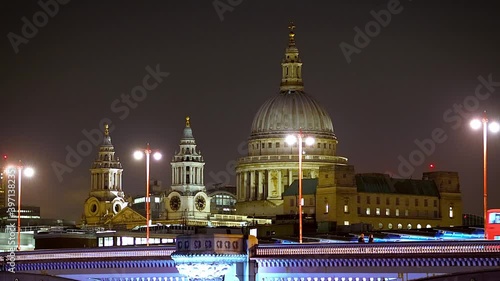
[133,151,144,160]
[285,135,297,145]
[153,152,162,160]
[470,119,482,130]
[24,167,34,177]
[489,121,500,133]
[3,155,7,160]
[429,163,435,169]
[305,137,315,146]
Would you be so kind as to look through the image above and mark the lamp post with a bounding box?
[6,161,34,251]
[134,144,162,246]
[470,112,499,239]
[286,131,315,243]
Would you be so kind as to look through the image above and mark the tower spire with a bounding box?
[280,21,304,92]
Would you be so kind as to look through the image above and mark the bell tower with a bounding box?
[82,124,128,226]
[166,117,210,221]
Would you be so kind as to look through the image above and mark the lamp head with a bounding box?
[153,152,162,160]
[133,151,144,160]
[24,167,34,177]
[285,135,297,145]
[470,119,482,130]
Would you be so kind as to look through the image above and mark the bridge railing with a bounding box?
[252,241,500,257]
[1,246,177,261]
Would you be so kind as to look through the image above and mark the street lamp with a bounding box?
[470,112,499,239]
[5,161,34,251]
[286,131,315,243]
[134,143,162,246]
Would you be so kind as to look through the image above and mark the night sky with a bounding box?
[2,1,500,221]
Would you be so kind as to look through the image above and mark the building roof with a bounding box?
[282,179,318,196]
[355,173,440,197]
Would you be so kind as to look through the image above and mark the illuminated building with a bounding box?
[235,22,347,218]
[81,124,129,227]
[237,23,463,230]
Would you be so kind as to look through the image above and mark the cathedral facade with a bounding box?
[235,23,463,230]
[81,23,463,232]
[235,23,349,217]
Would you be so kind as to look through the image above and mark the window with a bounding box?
[405,209,409,216]
[417,224,422,229]
[378,223,383,229]
[434,200,437,207]
[386,198,390,205]
[329,144,332,149]
[407,224,412,230]
[376,197,380,204]
[309,198,314,206]
[344,221,350,226]
[386,208,390,216]
[357,207,361,214]
[317,143,321,148]
[376,208,380,216]
[388,223,393,229]
[357,196,360,204]
[290,198,294,207]
[366,196,371,204]
[434,210,438,218]
[325,203,329,214]
[396,198,400,206]
[268,143,272,148]
[415,199,419,207]
[366,208,371,215]
[276,142,280,148]
[424,199,428,207]
[300,198,304,206]
[284,142,288,148]
[398,224,403,229]
[449,205,454,218]
[426,224,432,228]
[395,209,400,216]
[344,204,349,213]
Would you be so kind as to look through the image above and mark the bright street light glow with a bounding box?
[153,152,162,160]
[489,122,500,133]
[470,119,482,130]
[24,167,35,177]
[133,151,144,160]
[285,135,297,145]
[305,137,315,146]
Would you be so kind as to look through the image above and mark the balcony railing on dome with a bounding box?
[238,154,348,164]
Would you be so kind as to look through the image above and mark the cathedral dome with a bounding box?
[249,23,335,140]
[250,90,335,138]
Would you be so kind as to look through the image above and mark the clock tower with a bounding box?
[166,117,211,221]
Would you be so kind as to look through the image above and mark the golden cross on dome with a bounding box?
[288,22,296,45]
[104,123,109,136]
[186,116,190,127]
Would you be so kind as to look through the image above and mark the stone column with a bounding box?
[250,171,256,201]
[258,171,264,200]
[243,172,249,200]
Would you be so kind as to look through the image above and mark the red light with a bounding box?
[429,164,435,169]
[2,155,7,160]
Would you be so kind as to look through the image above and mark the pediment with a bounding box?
[106,206,146,224]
